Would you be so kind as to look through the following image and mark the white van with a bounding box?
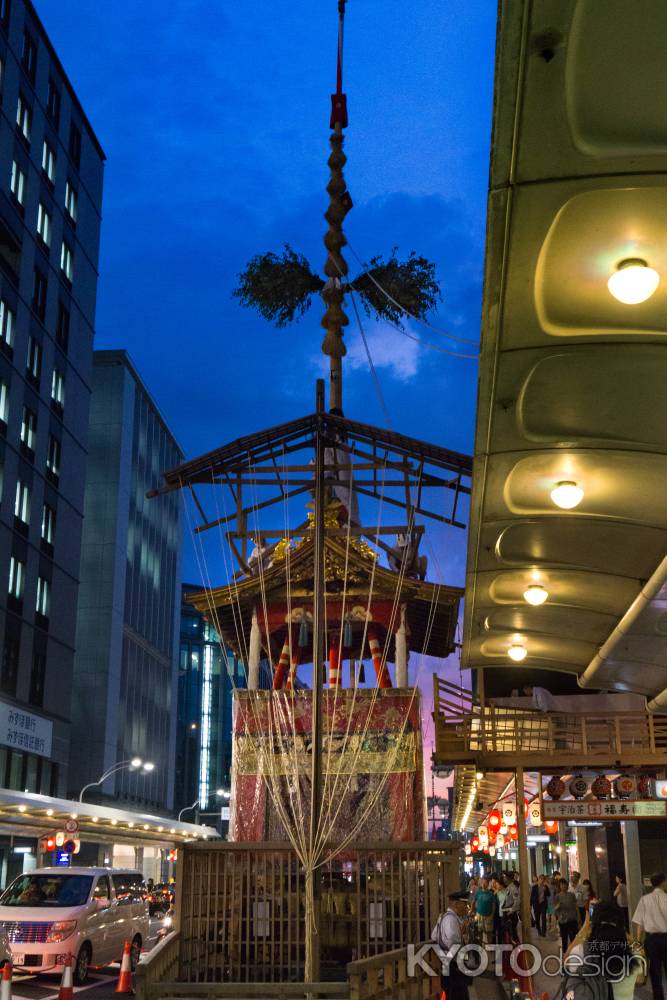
[0,867,150,984]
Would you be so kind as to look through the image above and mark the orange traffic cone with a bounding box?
[440,991,446,1000]
[115,942,134,995]
[58,955,73,1000]
[1,963,12,1000]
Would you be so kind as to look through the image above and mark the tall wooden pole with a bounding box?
[305,379,326,983]
[321,124,349,414]
[515,767,532,938]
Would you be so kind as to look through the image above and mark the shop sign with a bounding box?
[655,781,667,799]
[0,702,52,758]
[543,799,667,820]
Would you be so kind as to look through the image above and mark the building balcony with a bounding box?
[433,676,667,769]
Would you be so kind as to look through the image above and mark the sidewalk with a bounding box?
[522,926,654,1000]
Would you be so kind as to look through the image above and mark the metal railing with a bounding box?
[176,842,457,984]
[433,676,667,761]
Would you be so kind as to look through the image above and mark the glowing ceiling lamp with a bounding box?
[608,258,659,305]
[550,480,584,510]
[523,584,548,606]
[508,643,527,662]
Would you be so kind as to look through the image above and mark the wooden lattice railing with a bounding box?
[433,676,667,764]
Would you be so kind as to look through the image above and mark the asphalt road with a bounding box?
[9,916,166,1000]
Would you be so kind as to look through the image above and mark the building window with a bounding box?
[37,202,51,247]
[8,555,24,598]
[29,649,45,706]
[0,380,8,425]
[0,298,15,348]
[64,180,77,223]
[14,480,30,524]
[16,94,31,142]
[46,434,60,479]
[10,160,25,207]
[0,0,10,30]
[47,78,60,128]
[1,636,19,698]
[56,302,69,352]
[69,122,82,168]
[20,406,36,452]
[60,242,73,283]
[41,503,55,548]
[42,140,56,184]
[21,30,37,84]
[32,268,47,321]
[26,336,42,386]
[36,576,49,617]
[51,370,64,411]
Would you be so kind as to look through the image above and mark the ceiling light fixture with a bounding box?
[524,584,548,606]
[46,808,54,817]
[550,480,584,510]
[508,643,527,662]
[608,258,659,305]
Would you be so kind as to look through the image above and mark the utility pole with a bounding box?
[305,379,326,983]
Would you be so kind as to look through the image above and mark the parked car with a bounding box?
[0,867,150,984]
[147,884,173,916]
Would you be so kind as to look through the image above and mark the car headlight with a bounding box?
[46,921,77,943]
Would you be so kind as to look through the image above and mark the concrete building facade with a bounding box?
[70,351,182,812]
[0,0,104,838]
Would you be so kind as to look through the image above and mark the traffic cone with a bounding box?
[114,942,134,995]
[440,991,446,1000]
[58,955,73,1000]
[1,963,12,1000]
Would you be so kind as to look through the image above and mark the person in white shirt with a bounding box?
[432,890,471,1000]
[632,871,667,1000]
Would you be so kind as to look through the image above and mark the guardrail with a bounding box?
[434,676,667,764]
[137,984,348,999]
[135,930,180,1000]
[347,943,440,999]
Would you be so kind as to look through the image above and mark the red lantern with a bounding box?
[509,824,518,840]
[546,776,565,800]
[471,836,479,851]
[488,828,497,845]
[544,820,558,835]
[488,809,502,830]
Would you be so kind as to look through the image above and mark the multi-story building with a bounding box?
[0,0,104,819]
[176,586,246,826]
[70,350,182,814]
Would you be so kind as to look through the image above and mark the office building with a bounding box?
[70,351,182,813]
[176,585,245,824]
[0,0,104,825]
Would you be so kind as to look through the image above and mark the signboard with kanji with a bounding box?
[542,799,667,820]
[0,702,52,758]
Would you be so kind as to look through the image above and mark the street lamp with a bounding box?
[79,758,155,801]
[216,788,231,800]
[178,798,201,822]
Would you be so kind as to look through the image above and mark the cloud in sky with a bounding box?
[345,318,421,382]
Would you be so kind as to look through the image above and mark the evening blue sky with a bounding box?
[38,0,496,609]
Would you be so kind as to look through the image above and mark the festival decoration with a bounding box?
[638,774,653,798]
[544,819,558,835]
[500,823,508,835]
[496,833,505,847]
[502,802,516,824]
[546,776,565,800]
[489,846,496,857]
[615,774,636,799]
[508,824,518,840]
[464,844,472,856]
[528,801,542,826]
[488,808,502,830]
[569,774,588,799]
[591,774,612,799]
[471,836,479,851]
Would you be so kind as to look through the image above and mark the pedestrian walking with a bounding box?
[570,871,587,926]
[614,874,629,930]
[432,889,472,1000]
[531,874,550,937]
[474,877,496,945]
[564,901,643,1000]
[632,872,667,1000]
[556,877,580,951]
[500,873,520,944]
